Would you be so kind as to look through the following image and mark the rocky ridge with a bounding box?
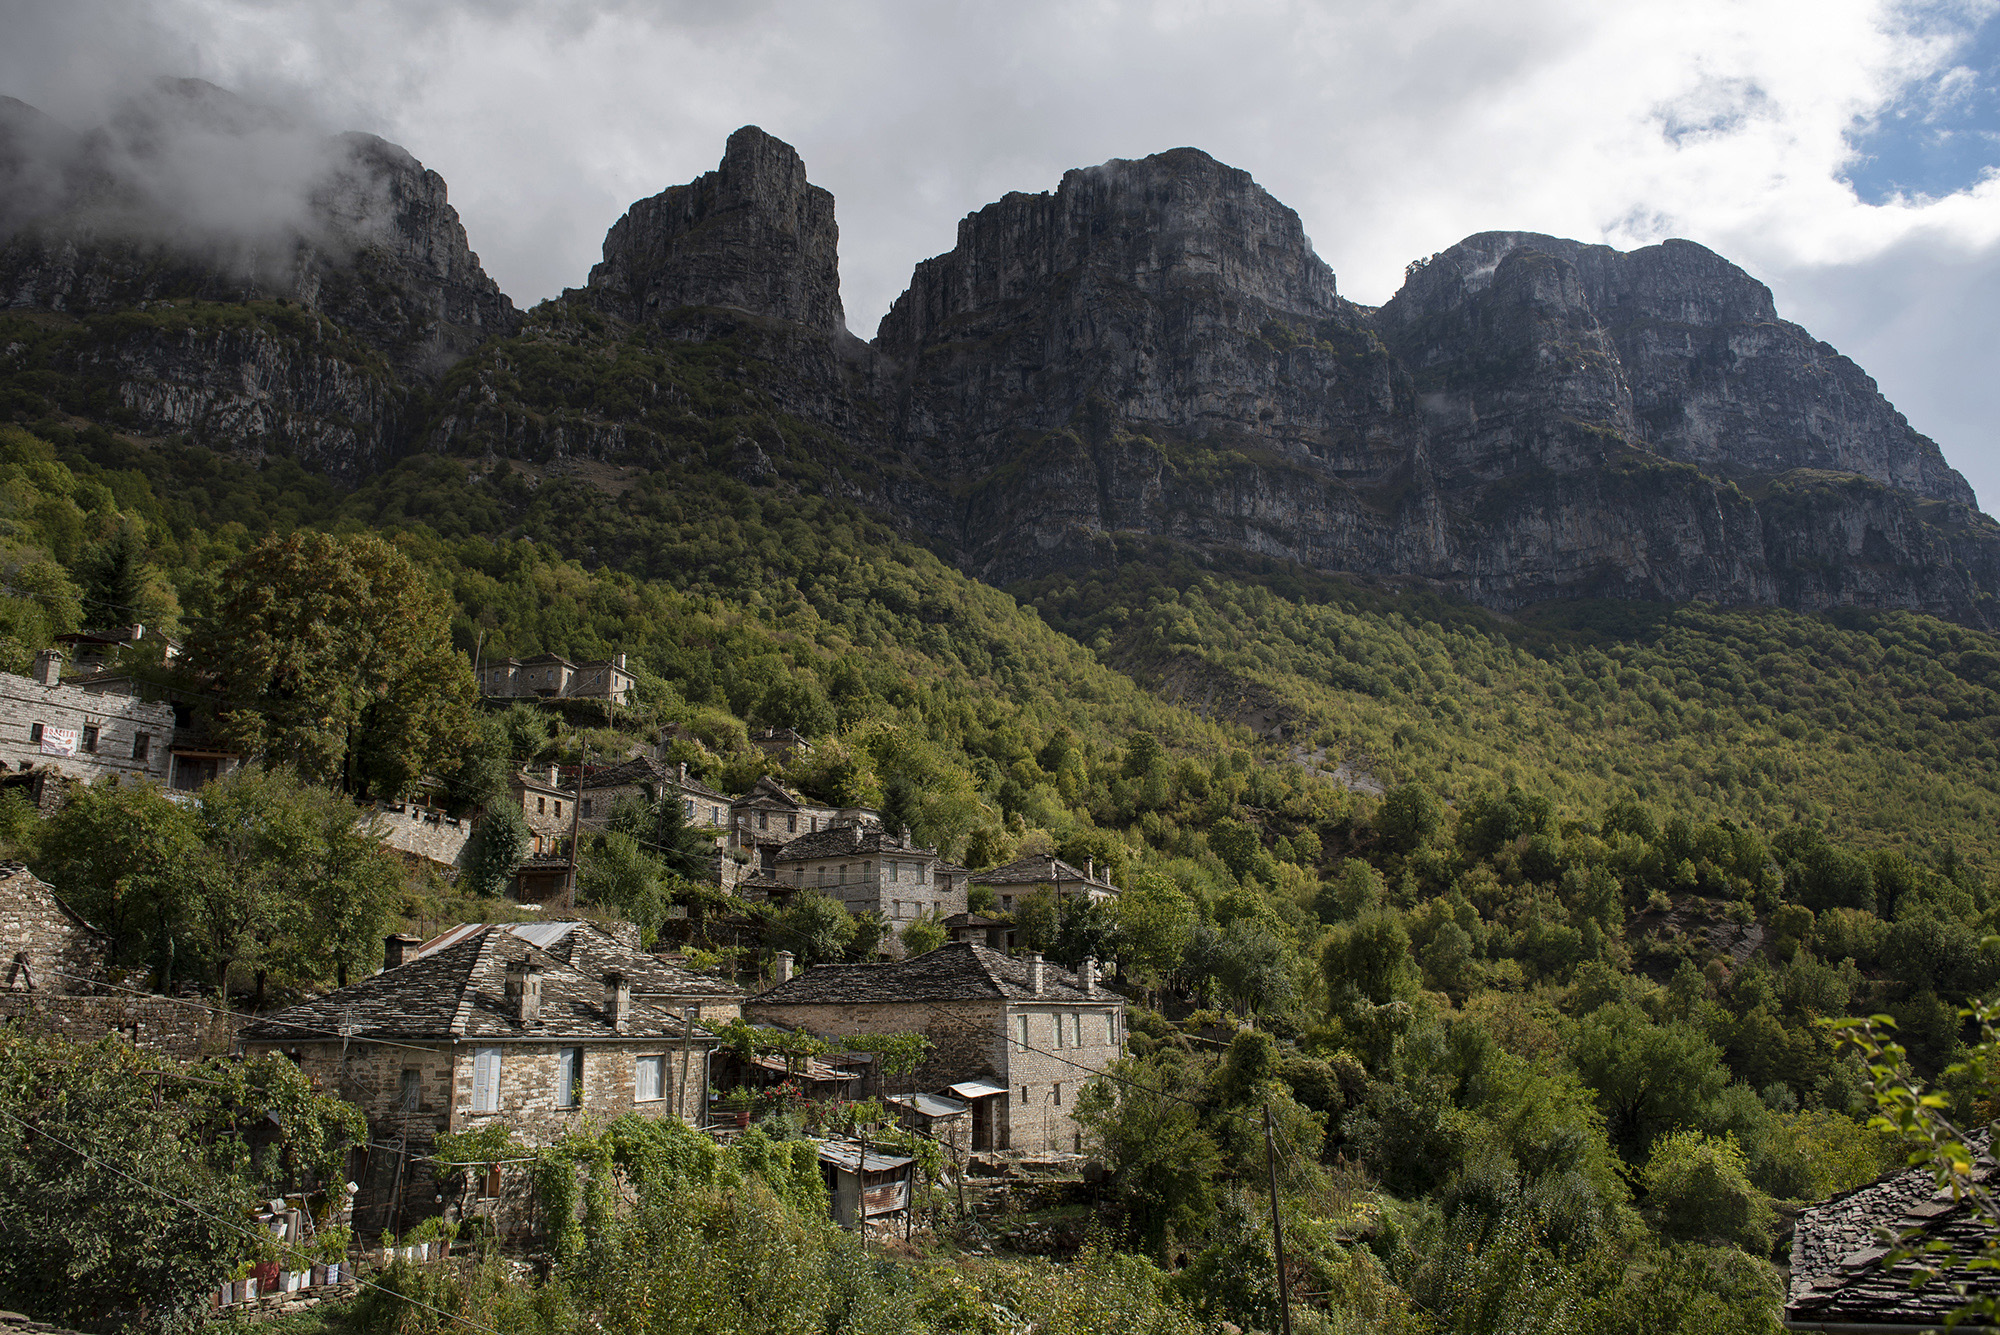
[4,104,1997,625]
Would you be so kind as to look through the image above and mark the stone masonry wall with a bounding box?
[999,1002,1125,1155]
[366,804,473,873]
[0,864,111,992]
[741,997,1008,1097]
[0,670,174,786]
[0,992,241,1056]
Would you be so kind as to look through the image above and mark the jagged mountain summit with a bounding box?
[3,104,1996,626]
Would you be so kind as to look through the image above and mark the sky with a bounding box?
[4,0,1999,506]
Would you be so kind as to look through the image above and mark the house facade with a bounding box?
[480,652,635,707]
[238,923,720,1235]
[969,853,1118,912]
[772,822,968,926]
[728,777,876,877]
[746,942,1124,1154]
[0,653,175,800]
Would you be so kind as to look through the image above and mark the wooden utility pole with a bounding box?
[1263,1103,1294,1335]
[563,745,586,911]
[680,1005,698,1126]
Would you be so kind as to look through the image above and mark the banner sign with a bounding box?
[39,727,77,756]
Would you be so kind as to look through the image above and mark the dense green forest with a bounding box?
[5,295,2000,1333]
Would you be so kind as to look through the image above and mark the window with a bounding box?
[81,725,98,754]
[759,812,768,831]
[398,1068,420,1111]
[556,1047,583,1108]
[635,1054,667,1102]
[581,799,593,818]
[787,814,797,833]
[1104,1012,1116,1044]
[554,801,562,817]
[1054,1082,1063,1106]
[862,861,872,881]
[888,861,899,883]
[816,866,827,886]
[838,863,848,884]
[916,864,928,884]
[538,797,547,815]
[685,798,697,818]
[472,1047,502,1113]
[132,732,150,762]
[1052,1014,1065,1050]
[28,723,42,743]
[1020,1085,1029,1104]
[1015,1014,1029,1052]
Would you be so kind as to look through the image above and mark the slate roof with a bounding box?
[438,922,745,1002]
[580,755,674,792]
[239,924,712,1045]
[750,941,1102,1005]
[969,853,1114,892]
[1787,1134,2000,1329]
[774,823,928,863]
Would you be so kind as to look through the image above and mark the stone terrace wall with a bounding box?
[0,992,241,1056]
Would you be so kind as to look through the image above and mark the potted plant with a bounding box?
[717,1087,755,1128]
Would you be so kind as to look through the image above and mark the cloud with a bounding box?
[3,0,1999,502]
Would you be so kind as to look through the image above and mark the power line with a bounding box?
[0,1104,505,1335]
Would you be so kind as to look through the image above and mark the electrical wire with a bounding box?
[0,1104,506,1335]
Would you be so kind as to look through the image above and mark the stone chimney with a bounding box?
[1085,858,1095,883]
[614,652,627,671]
[603,970,630,1032]
[678,762,689,785]
[383,933,421,971]
[1028,953,1044,996]
[1079,956,1098,996]
[548,762,561,786]
[505,960,543,1026]
[773,950,794,985]
[32,649,61,687]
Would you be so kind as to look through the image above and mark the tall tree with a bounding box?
[187,532,478,797]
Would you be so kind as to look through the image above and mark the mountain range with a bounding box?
[3,80,1996,627]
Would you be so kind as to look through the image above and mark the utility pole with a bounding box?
[563,743,587,912]
[680,1005,698,1127]
[1263,1102,1294,1335]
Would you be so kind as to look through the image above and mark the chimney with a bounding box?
[548,762,560,786]
[32,649,61,688]
[1079,957,1097,997]
[505,960,543,1026]
[1028,953,1044,996]
[1086,858,1095,883]
[773,950,795,984]
[679,762,689,784]
[615,652,627,671]
[383,933,421,971]
[603,970,630,1032]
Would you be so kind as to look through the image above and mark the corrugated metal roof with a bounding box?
[817,1141,913,1173]
[947,1080,1007,1100]
[886,1093,970,1119]
[510,921,583,950]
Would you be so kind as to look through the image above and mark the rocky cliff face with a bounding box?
[586,126,847,339]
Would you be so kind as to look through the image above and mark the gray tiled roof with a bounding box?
[968,853,1113,890]
[751,942,1101,1005]
[1787,1134,2000,1328]
[774,824,928,863]
[239,926,710,1044]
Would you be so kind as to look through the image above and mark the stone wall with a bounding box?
[742,997,1008,1098]
[0,669,174,787]
[0,992,241,1056]
[366,804,473,874]
[0,862,111,992]
[999,1003,1125,1155]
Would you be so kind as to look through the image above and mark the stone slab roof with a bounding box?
[751,941,1101,1005]
[1787,1133,2000,1329]
[421,921,745,1002]
[774,823,927,863]
[240,925,710,1045]
[968,853,1113,891]
[580,755,673,792]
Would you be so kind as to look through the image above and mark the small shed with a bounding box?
[817,1141,914,1228]
[885,1091,972,1159]
[945,1080,1008,1152]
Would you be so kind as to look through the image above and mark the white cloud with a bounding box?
[4,0,1999,501]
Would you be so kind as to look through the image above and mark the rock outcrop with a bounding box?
[586,126,847,339]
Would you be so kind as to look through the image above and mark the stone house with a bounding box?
[53,623,180,672]
[1786,1133,2000,1328]
[746,942,1124,1154]
[479,652,635,707]
[728,776,876,877]
[506,767,574,856]
[970,853,1118,913]
[237,922,721,1236]
[0,862,237,1054]
[772,822,967,928]
[0,653,175,801]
